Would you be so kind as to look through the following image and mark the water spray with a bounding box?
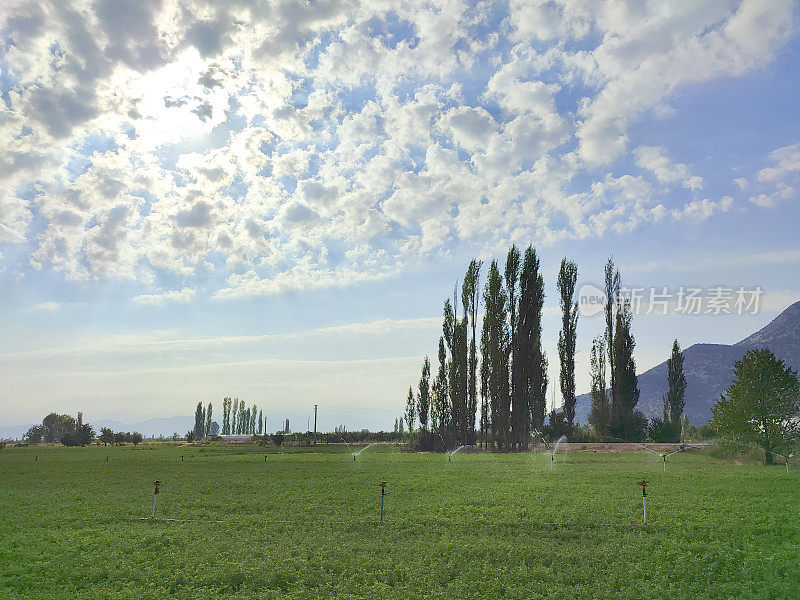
[151,480,161,520]
[353,442,388,461]
[448,445,471,463]
[378,481,387,522]
[637,480,648,524]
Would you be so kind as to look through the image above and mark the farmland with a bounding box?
[1,444,798,599]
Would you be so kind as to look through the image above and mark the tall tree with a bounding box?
[712,349,800,465]
[443,298,459,444]
[604,259,620,417]
[557,258,579,428]
[483,260,510,450]
[463,260,482,444]
[194,402,204,440]
[251,404,257,434]
[609,300,644,440]
[457,289,469,446]
[205,403,213,438]
[588,336,610,437]
[664,339,687,426]
[222,398,230,435]
[505,246,521,447]
[239,400,246,434]
[479,320,490,448]
[518,246,548,437]
[258,410,263,435]
[418,356,431,431]
[231,398,238,435]
[404,386,416,435]
[434,336,450,440]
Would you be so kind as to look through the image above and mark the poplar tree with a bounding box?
[418,356,431,431]
[588,336,610,436]
[222,397,230,435]
[610,299,644,440]
[506,245,522,449]
[231,399,238,434]
[484,260,510,450]
[665,339,687,426]
[193,403,204,440]
[258,410,263,435]
[557,258,579,428]
[519,246,547,436]
[404,386,416,435]
[251,404,257,434]
[604,259,620,416]
[205,403,213,437]
[456,289,469,445]
[434,336,450,442]
[463,260,482,445]
[479,322,490,447]
[443,298,457,443]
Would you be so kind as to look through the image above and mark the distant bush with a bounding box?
[271,433,285,447]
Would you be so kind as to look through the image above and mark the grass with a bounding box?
[1,443,798,599]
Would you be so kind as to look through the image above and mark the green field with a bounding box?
[1,444,798,599]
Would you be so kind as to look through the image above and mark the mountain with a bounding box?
[575,300,800,426]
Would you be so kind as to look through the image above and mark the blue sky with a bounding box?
[1,0,799,430]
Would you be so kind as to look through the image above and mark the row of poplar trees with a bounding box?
[192,398,264,439]
[407,250,644,450]
[220,397,263,436]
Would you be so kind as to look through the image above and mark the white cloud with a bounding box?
[749,194,775,208]
[0,0,795,298]
[758,142,800,182]
[633,146,704,190]
[132,288,196,305]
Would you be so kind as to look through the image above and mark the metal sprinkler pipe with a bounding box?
[378,481,387,522]
[151,481,162,520]
[637,480,648,524]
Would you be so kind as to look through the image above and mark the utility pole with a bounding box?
[313,404,318,445]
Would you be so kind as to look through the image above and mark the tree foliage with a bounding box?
[712,348,800,464]
[588,336,610,437]
[664,339,687,426]
[557,258,579,428]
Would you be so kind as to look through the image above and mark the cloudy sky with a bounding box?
[1,0,799,430]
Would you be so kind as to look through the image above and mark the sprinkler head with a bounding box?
[636,480,648,496]
[153,480,162,494]
[379,481,387,494]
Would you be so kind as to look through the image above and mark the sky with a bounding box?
[1,0,799,431]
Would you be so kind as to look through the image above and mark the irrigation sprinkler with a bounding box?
[151,481,162,520]
[637,480,648,524]
[378,481,387,522]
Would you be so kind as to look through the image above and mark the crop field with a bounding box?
[1,444,798,599]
